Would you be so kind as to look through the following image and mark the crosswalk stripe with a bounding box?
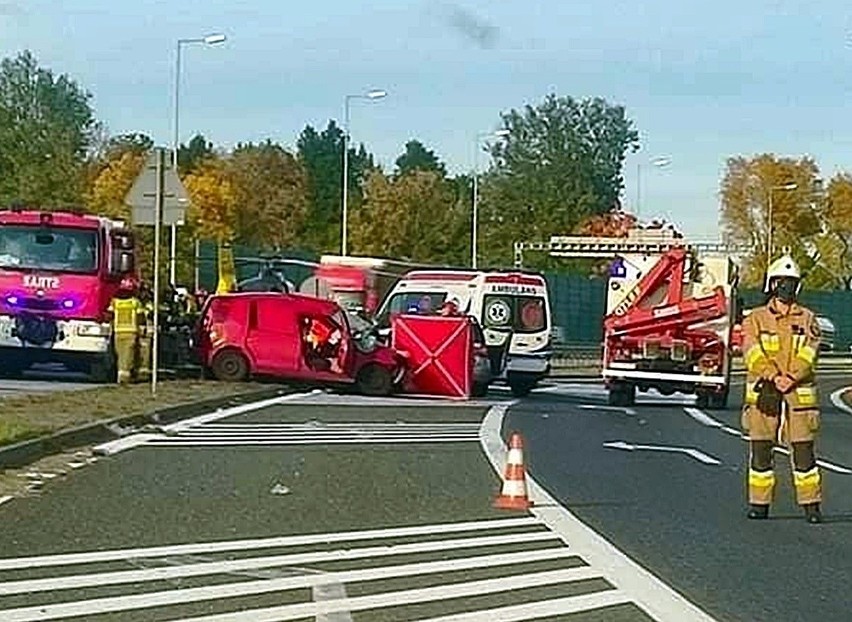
[167,567,606,622]
[0,551,592,621]
[0,517,539,571]
[0,531,563,596]
[411,590,634,621]
[147,436,480,446]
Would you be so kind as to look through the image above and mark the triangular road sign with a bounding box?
[125,148,191,226]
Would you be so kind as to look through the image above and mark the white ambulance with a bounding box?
[376,270,552,396]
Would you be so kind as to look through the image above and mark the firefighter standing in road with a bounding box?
[108,289,143,384]
[742,253,823,523]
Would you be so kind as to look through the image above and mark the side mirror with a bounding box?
[117,251,134,274]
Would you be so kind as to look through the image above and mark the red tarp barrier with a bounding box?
[391,315,473,398]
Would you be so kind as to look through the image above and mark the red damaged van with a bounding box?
[196,292,404,396]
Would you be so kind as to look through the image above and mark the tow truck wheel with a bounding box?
[211,349,250,382]
[356,364,393,396]
[697,387,729,410]
[608,382,635,406]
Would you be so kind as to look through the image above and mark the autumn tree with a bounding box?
[478,94,639,267]
[720,154,823,287]
[0,50,98,206]
[178,134,215,175]
[349,170,467,264]
[296,121,375,253]
[228,141,309,250]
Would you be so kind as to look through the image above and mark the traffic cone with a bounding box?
[494,432,533,510]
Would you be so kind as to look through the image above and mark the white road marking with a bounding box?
[830,387,852,416]
[168,568,604,622]
[480,404,719,622]
[0,495,13,507]
[0,531,561,596]
[0,517,539,571]
[412,590,633,622]
[579,404,636,416]
[0,552,591,621]
[687,407,852,475]
[602,441,722,465]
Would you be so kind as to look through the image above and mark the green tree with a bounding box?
[228,141,309,250]
[394,140,447,177]
[296,121,375,253]
[479,94,639,267]
[350,170,467,264]
[178,134,215,174]
[720,154,823,287]
[0,50,98,206]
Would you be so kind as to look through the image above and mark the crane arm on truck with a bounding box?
[604,287,728,337]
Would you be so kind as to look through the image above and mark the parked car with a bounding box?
[196,292,404,395]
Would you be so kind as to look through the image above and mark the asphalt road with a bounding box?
[0,371,849,621]
[0,363,100,398]
[506,370,852,622]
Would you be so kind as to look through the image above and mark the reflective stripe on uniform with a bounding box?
[745,346,767,372]
[794,467,821,488]
[745,382,759,405]
[795,386,818,407]
[748,469,775,489]
[759,333,780,353]
[796,345,816,365]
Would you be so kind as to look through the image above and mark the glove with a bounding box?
[755,378,783,417]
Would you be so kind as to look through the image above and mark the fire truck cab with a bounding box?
[0,208,137,380]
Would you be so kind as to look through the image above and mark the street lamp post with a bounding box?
[472,129,510,269]
[171,32,226,286]
[767,181,798,265]
[636,156,671,216]
[341,89,386,256]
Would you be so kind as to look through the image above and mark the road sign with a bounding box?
[125,148,190,226]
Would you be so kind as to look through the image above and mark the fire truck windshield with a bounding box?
[0,226,98,274]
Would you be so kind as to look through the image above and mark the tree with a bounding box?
[349,170,467,263]
[478,94,639,267]
[0,50,98,206]
[178,134,215,174]
[184,157,237,244]
[394,140,447,177]
[577,210,638,237]
[296,121,375,253]
[228,141,309,250]
[720,154,822,287]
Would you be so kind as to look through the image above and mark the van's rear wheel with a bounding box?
[211,350,250,382]
[356,364,392,396]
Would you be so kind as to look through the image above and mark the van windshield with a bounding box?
[483,295,547,334]
[376,291,448,327]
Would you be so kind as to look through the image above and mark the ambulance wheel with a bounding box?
[211,349,250,382]
[509,379,535,397]
[608,382,635,406]
[472,382,489,398]
[356,364,392,396]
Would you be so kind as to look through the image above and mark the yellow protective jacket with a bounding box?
[742,299,820,414]
[108,297,142,335]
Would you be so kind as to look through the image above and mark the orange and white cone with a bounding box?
[494,432,533,510]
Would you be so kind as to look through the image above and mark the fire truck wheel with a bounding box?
[89,357,116,383]
[608,382,635,406]
[356,364,393,396]
[697,387,728,410]
[211,349,250,382]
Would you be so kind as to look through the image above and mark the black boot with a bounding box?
[804,503,822,524]
[747,504,769,520]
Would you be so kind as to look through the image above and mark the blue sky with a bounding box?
[2,0,852,238]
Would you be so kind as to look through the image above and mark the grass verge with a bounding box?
[0,380,271,447]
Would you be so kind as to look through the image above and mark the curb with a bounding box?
[0,384,292,470]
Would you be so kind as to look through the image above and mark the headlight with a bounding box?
[357,333,378,353]
[76,324,110,337]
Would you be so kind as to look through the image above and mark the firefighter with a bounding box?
[136,282,155,381]
[108,288,143,384]
[742,253,822,523]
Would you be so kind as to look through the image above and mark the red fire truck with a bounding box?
[0,208,138,380]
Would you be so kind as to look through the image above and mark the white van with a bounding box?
[376,270,552,396]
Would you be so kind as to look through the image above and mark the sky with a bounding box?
[2,0,852,239]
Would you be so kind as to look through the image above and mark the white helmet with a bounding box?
[763,254,801,294]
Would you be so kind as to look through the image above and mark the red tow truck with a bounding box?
[0,208,138,380]
[522,229,744,408]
